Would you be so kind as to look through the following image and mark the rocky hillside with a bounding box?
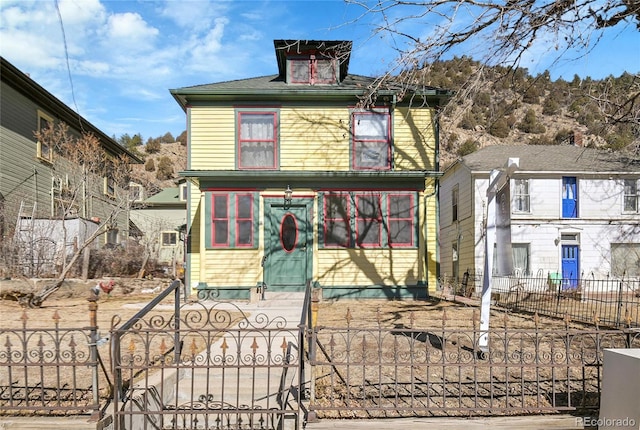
[130,142,187,194]
[131,60,638,192]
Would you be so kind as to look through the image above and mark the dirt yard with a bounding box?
[0,277,178,330]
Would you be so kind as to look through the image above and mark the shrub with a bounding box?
[489,118,510,138]
[457,139,477,156]
[145,158,155,172]
[517,109,546,134]
[146,138,161,154]
[156,156,174,180]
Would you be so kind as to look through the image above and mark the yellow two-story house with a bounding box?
[170,40,452,300]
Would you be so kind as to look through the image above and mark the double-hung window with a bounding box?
[37,110,53,162]
[611,243,640,277]
[237,110,278,170]
[513,179,530,213]
[103,159,115,198]
[452,185,459,222]
[623,179,638,212]
[321,192,415,248]
[352,110,391,170]
[324,193,350,247]
[209,192,258,248]
[356,194,382,247]
[388,194,414,247]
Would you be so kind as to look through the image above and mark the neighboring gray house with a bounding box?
[439,144,640,290]
[130,182,187,274]
[0,57,141,275]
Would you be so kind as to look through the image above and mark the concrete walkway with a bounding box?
[305,415,588,429]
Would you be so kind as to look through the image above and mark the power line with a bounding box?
[54,0,85,132]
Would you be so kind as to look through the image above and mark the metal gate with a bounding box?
[110,281,305,430]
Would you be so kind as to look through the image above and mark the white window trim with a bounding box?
[36,110,54,163]
[129,182,143,202]
[161,231,178,247]
[623,179,639,213]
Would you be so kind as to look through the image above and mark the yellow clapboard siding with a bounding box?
[190,107,236,169]
[201,249,262,286]
[393,107,437,171]
[316,249,420,286]
[280,107,350,170]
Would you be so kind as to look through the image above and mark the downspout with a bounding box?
[433,105,442,290]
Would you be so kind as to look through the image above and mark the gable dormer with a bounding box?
[274,40,352,85]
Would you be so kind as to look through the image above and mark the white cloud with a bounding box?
[105,12,159,49]
[160,1,228,33]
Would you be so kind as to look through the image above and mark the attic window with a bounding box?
[288,55,336,84]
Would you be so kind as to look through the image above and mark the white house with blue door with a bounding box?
[439,144,640,290]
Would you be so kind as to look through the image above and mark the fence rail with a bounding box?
[490,275,640,328]
[110,280,304,430]
[308,314,640,419]
[0,308,102,417]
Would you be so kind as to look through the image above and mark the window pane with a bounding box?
[213,195,227,218]
[354,113,389,140]
[514,179,530,212]
[325,194,349,247]
[291,59,310,83]
[356,194,381,246]
[355,141,389,169]
[389,194,413,246]
[237,220,252,245]
[237,195,252,218]
[240,142,275,168]
[624,180,638,212]
[611,243,640,277]
[214,222,228,244]
[389,220,411,244]
[315,59,335,82]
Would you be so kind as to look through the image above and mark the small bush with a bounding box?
[156,156,174,180]
[517,109,546,134]
[457,139,477,156]
[146,138,161,154]
[145,158,155,172]
[489,118,510,138]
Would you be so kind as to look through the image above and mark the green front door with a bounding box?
[264,202,311,291]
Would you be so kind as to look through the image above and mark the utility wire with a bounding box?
[54,0,85,132]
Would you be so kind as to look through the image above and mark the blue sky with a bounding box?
[1,0,638,141]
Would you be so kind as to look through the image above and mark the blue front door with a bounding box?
[561,245,579,289]
[562,177,577,218]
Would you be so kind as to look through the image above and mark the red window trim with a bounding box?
[211,193,230,247]
[235,193,254,248]
[289,56,336,85]
[237,111,278,170]
[355,193,382,248]
[323,192,350,248]
[387,193,414,248]
[352,111,391,171]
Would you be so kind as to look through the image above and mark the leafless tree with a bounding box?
[347,0,639,128]
[22,123,133,307]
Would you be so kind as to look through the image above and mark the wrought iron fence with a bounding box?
[110,280,305,430]
[0,302,105,418]
[307,308,640,419]
[491,275,640,328]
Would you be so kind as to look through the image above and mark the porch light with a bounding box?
[284,185,293,208]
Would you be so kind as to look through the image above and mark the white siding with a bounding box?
[441,165,640,286]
